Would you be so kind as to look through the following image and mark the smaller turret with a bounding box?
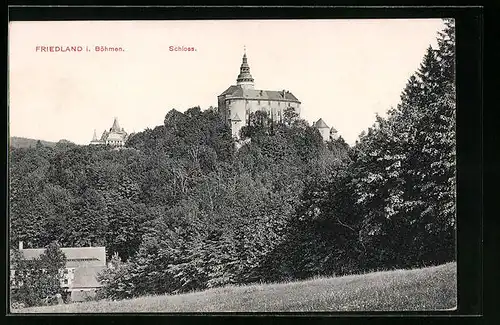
[90,129,103,145]
[314,118,331,142]
[330,127,339,140]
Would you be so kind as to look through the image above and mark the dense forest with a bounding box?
[9,20,455,300]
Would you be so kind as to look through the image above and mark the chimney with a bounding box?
[18,241,23,250]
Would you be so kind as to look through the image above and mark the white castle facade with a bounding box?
[218,49,338,141]
[90,50,339,145]
[90,117,128,147]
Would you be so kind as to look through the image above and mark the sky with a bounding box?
[9,19,445,146]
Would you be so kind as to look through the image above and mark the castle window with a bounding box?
[268,101,271,105]
[258,100,261,105]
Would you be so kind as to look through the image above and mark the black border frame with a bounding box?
[4,5,483,324]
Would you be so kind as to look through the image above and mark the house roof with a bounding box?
[71,265,106,288]
[19,247,106,267]
[219,85,300,103]
[314,118,329,129]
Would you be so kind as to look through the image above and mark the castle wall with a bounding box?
[318,127,330,142]
[226,99,246,138]
[224,98,301,138]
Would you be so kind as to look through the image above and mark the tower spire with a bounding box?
[236,47,254,89]
[92,129,98,141]
[111,117,121,132]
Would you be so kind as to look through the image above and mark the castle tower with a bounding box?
[90,129,102,145]
[111,117,121,132]
[314,118,331,142]
[236,46,255,90]
[330,127,339,140]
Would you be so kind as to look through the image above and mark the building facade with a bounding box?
[11,242,107,303]
[90,117,128,147]
[218,50,302,138]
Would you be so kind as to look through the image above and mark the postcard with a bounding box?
[8,17,457,313]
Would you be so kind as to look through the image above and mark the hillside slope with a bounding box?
[14,262,456,313]
[9,136,58,148]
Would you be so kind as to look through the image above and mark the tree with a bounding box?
[283,107,299,126]
[10,241,67,308]
[349,20,456,269]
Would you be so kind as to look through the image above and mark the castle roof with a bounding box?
[314,118,329,129]
[219,86,300,103]
[219,85,240,97]
[236,48,254,85]
[111,117,121,132]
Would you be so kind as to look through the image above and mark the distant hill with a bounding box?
[9,137,74,149]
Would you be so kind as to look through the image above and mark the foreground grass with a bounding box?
[15,262,456,313]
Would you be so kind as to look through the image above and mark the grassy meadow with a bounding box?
[13,262,456,313]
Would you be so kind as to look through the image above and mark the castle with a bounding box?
[90,49,339,145]
[218,48,338,141]
[90,117,128,147]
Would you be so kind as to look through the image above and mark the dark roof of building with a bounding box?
[219,85,300,102]
[71,265,106,288]
[237,52,254,84]
[111,117,121,132]
[219,85,240,97]
[19,247,106,267]
[314,118,329,129]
